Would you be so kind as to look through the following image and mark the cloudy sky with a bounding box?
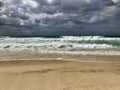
[0,0,120,36]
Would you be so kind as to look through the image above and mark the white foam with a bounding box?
[0,36,120,55]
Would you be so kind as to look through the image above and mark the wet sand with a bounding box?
[0,53,120,90]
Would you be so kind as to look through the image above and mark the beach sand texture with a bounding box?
[0,58,120,90]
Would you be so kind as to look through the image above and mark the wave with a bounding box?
[0,36,120,55]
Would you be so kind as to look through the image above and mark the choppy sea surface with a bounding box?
[0,36,120,55]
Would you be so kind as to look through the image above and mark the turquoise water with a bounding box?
[0,36,120,55]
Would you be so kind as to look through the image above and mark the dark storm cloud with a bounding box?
[0,1,3,7]
[0,0,119,24]
[0,0,120,36]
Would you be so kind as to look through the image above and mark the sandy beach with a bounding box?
[0,52,120,90]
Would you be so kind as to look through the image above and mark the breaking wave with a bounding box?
[0,36,120,55]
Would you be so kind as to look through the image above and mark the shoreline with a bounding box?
[0,52,120,62]
[0,52,120,90]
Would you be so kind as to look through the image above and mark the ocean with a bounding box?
[0,36,120,55]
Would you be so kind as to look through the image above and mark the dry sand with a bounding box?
[0,53,120,90]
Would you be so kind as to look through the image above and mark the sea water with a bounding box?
[0,36,120,55]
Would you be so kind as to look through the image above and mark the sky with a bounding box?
[0,0,120,36]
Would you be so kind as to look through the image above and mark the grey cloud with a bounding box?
[36,0,60,5]
[1,0,119,25]
[0,0,120,36]
[0,1,3,7]
[0,16,24,25]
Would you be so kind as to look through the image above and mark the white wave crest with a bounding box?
[0,36,120,55]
